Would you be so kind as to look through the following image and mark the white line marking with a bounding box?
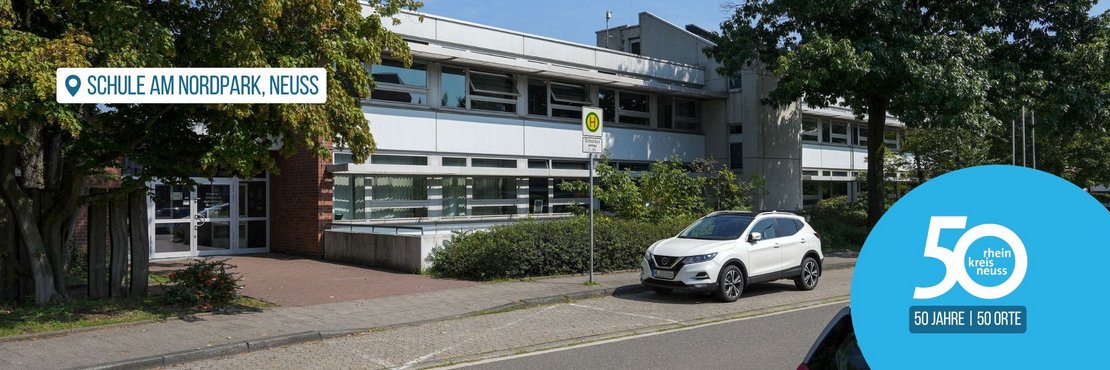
[396,304,562,369]
[566,303,679,323]
[439,299,849,369]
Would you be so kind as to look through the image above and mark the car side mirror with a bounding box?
[749,232,762,242]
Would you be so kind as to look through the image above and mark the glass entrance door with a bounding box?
[149,176,268,259]
[195,180,232,253]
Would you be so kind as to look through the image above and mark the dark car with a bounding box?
[797,307,869,370]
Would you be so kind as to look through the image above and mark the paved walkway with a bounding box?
[152,254,478,307]
[0,257,855,370]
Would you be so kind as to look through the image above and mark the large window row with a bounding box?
[366,59,703,132]
[332,175,592,221]
[802,118,901,150]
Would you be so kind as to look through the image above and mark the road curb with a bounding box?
[77,261,856,369]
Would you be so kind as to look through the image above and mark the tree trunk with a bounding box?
[128,190,149,297]
[109,198,129,298]
[866,99,889,229]
[88,189,108,299]
[0,146,61,305]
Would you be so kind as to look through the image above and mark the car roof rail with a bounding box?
[756,210,798,217]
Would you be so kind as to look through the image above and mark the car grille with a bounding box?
[652,254,682,269]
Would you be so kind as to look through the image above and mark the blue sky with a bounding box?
[419,0,1110,46]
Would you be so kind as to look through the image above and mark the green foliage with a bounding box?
[165,258,240,309]
[427,215,696,280]
[807,195,869,252]
[1092,192,1110,205]
[559,156,763,223]
[707,1,1109,224]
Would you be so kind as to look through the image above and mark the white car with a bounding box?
[640,211,824,302]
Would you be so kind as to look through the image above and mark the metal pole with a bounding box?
[1021,106,1027,167]
[1011,119,1016,165]
[588,152,595,284]
[1031,110,1036,169]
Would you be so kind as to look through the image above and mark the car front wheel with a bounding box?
[714,265,744,302]
[794,256,821,290]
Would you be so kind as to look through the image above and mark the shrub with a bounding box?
[1092,192,1110,205]
[165,258,240,309]
[807,195,869,251]
[427,215,696,280]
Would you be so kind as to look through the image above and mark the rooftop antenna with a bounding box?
[605,10,613,49]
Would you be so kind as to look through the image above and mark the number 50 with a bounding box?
[913,217,1028,300]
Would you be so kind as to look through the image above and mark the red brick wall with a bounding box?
[74,168,123,254]
[269,147,333,258]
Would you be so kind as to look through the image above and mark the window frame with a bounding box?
[672,98,701,132]
[615,90,651,126]
[367,59,430,106]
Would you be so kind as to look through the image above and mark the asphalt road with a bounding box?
[460,303,846,370]
[176,268,852,369]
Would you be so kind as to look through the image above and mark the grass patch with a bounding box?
[0,294,277,338]
[581,280,600,286]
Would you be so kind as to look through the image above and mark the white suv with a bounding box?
[640,211,823,302]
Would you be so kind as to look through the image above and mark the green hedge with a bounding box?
[807,196,869,251]
[1092,192,1110,205]
[427,216,695,280]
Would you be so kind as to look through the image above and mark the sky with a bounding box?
[419,0,1110,46]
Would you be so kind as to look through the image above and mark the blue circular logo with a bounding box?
[852,165,1110,369]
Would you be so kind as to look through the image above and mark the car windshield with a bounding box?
[677,215,754,240]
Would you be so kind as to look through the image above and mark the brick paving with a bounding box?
[152,254,478,307]
[1,257,855,370]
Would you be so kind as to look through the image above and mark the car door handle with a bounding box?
[773,243,781,248]
[800,238,808,244]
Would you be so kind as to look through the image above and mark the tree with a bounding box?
[560,156,763,223]
[707,1,1106,227]
[0,0,422,305]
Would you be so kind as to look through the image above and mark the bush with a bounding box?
[427,215,696,280]
[807,195,869,251]
[165,258,240,309]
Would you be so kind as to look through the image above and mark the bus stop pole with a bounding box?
[589,152,595,284]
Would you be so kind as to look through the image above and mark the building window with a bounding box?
[598,89,616,122]
[527,79,547,116]
[528,159,549,169]
[629,38,641,55]
[549,82,591,119]
[853,125,868,147]
[371,176,428,201]
[371,155,428,166]
[472,158,517,168]
[468,69,518,113]
[442,176,467,217]
[674,99,701,131]
[616,162,649,172]
[657,96,674,129]
[802,119,820,142]
[727,73,742,91]
[442,157,466,167]
[617,91,650,125]
[332,175,366,221]
[729,124,743,135]
[333,152,353,165]
[473,177,517,200]
[440,66,467,109]
[528,178,549,213]
[822,121,848,144]
[551,160,589,170]
[730,143,743,170]
[528,79,591,119]
[884,128,900,150]
[369,60,428,105]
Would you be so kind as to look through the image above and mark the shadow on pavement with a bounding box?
[613,281,800,305]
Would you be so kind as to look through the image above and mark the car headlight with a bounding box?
[644,251,652,262]
[683,253,718,264]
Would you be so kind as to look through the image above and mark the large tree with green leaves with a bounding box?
[1,0,422,305]
[708,1,1108,227]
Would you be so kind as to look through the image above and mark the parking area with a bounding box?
[151,253,478,307]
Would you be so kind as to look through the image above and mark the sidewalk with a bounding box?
[0,257,855,370]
